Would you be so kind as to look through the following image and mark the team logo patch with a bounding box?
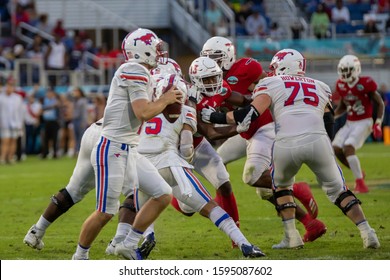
[220,87,228,96]
[114,153,121,158]
[356,84,364,91]
[227,76,238,85]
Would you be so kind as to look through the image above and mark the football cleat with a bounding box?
[303,219,327,242]
[105,240,117,255]
[361,229,380,249]
[272,230,304,249]
[293,182,318,218]
[241,244,266,258]
[139,232,156,259]
[71,253,89,260]
[23,225,44,250]
[354,178,369,193]
[115,241,143,260]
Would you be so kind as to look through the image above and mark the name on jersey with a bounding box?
[281,76,315,83]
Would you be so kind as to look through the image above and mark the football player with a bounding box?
[72,28,183,260]
[201,36,326,242]
[169,56,255,248]
[132,74,264,258]
[201,48,380,250]
[332,55,385,193]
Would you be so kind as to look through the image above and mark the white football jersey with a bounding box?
[137,105,197,169]
[101,60,153,145]
[253,75,332,140]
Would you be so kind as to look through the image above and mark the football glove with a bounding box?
[236,107,254,133]
[201,106,216,123]
[372,122,382,139]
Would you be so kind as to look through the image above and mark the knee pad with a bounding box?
[178,200,196,217]
[119,194,137,213]
[50,188,75,213]
[256,187,273,200]
[273,189,296,212]
[242,164,260,185]
[334,190,361,215]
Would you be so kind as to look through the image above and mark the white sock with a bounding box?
[282,218,297,234]
[123,227,143,248]
[113,222,132,244]
[143,223,154,238]
[357,220,371,233]
[346,155,363,179]
[36,215,51,233]
[209,206,249,247]
[75,243,89,258]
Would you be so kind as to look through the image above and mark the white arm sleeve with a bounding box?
[179,129,194,163]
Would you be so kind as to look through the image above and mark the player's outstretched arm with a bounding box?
[227,91,252,107]
[197,121,240,141]
[371,90,385,139]
[201,94,270,125]
[333,100,347,119]
[132,87,183,121]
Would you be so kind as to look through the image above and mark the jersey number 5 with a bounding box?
[284,81,319,107]
[144,117,162,135]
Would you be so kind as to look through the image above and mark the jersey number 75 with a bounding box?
[284,81,319,107]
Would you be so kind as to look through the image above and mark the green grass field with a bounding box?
[0,143,389,260]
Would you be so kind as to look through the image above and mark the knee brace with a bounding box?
[273,189,296,213]
[51,188,75,213]
[334,190,361,215]
[119,194,137,213]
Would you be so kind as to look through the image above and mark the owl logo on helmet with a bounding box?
[189,57,223,97]
[269,49,306,76]
[337,55,361,83]
[121,28,168,68]
[200,36,236,71]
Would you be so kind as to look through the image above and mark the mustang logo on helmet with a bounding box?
[133,33,156,46]
[274,51,293,61]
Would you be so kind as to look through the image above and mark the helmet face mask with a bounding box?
[200,36,236,71]
[269,49,306,76]
[337,55,361,83]
[189,57,223,97]
[121,28,168,68]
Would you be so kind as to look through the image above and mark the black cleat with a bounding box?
[241,244,266,258]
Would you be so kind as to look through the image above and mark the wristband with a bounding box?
[210,112,227,124]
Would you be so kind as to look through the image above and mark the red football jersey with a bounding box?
[334,76,377,121]
[193,80,232,147]
[196,80,232,111]
[224,57,273,140]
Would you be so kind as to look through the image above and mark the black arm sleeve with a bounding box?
[232,105,260,124]
[324,111,335,140]
[210,112,228,124]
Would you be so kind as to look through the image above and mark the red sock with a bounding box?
[215,191,240,227]
[298,213,313,227]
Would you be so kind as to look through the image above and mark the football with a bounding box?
[163,102,182,123]
[156,74,185,123]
